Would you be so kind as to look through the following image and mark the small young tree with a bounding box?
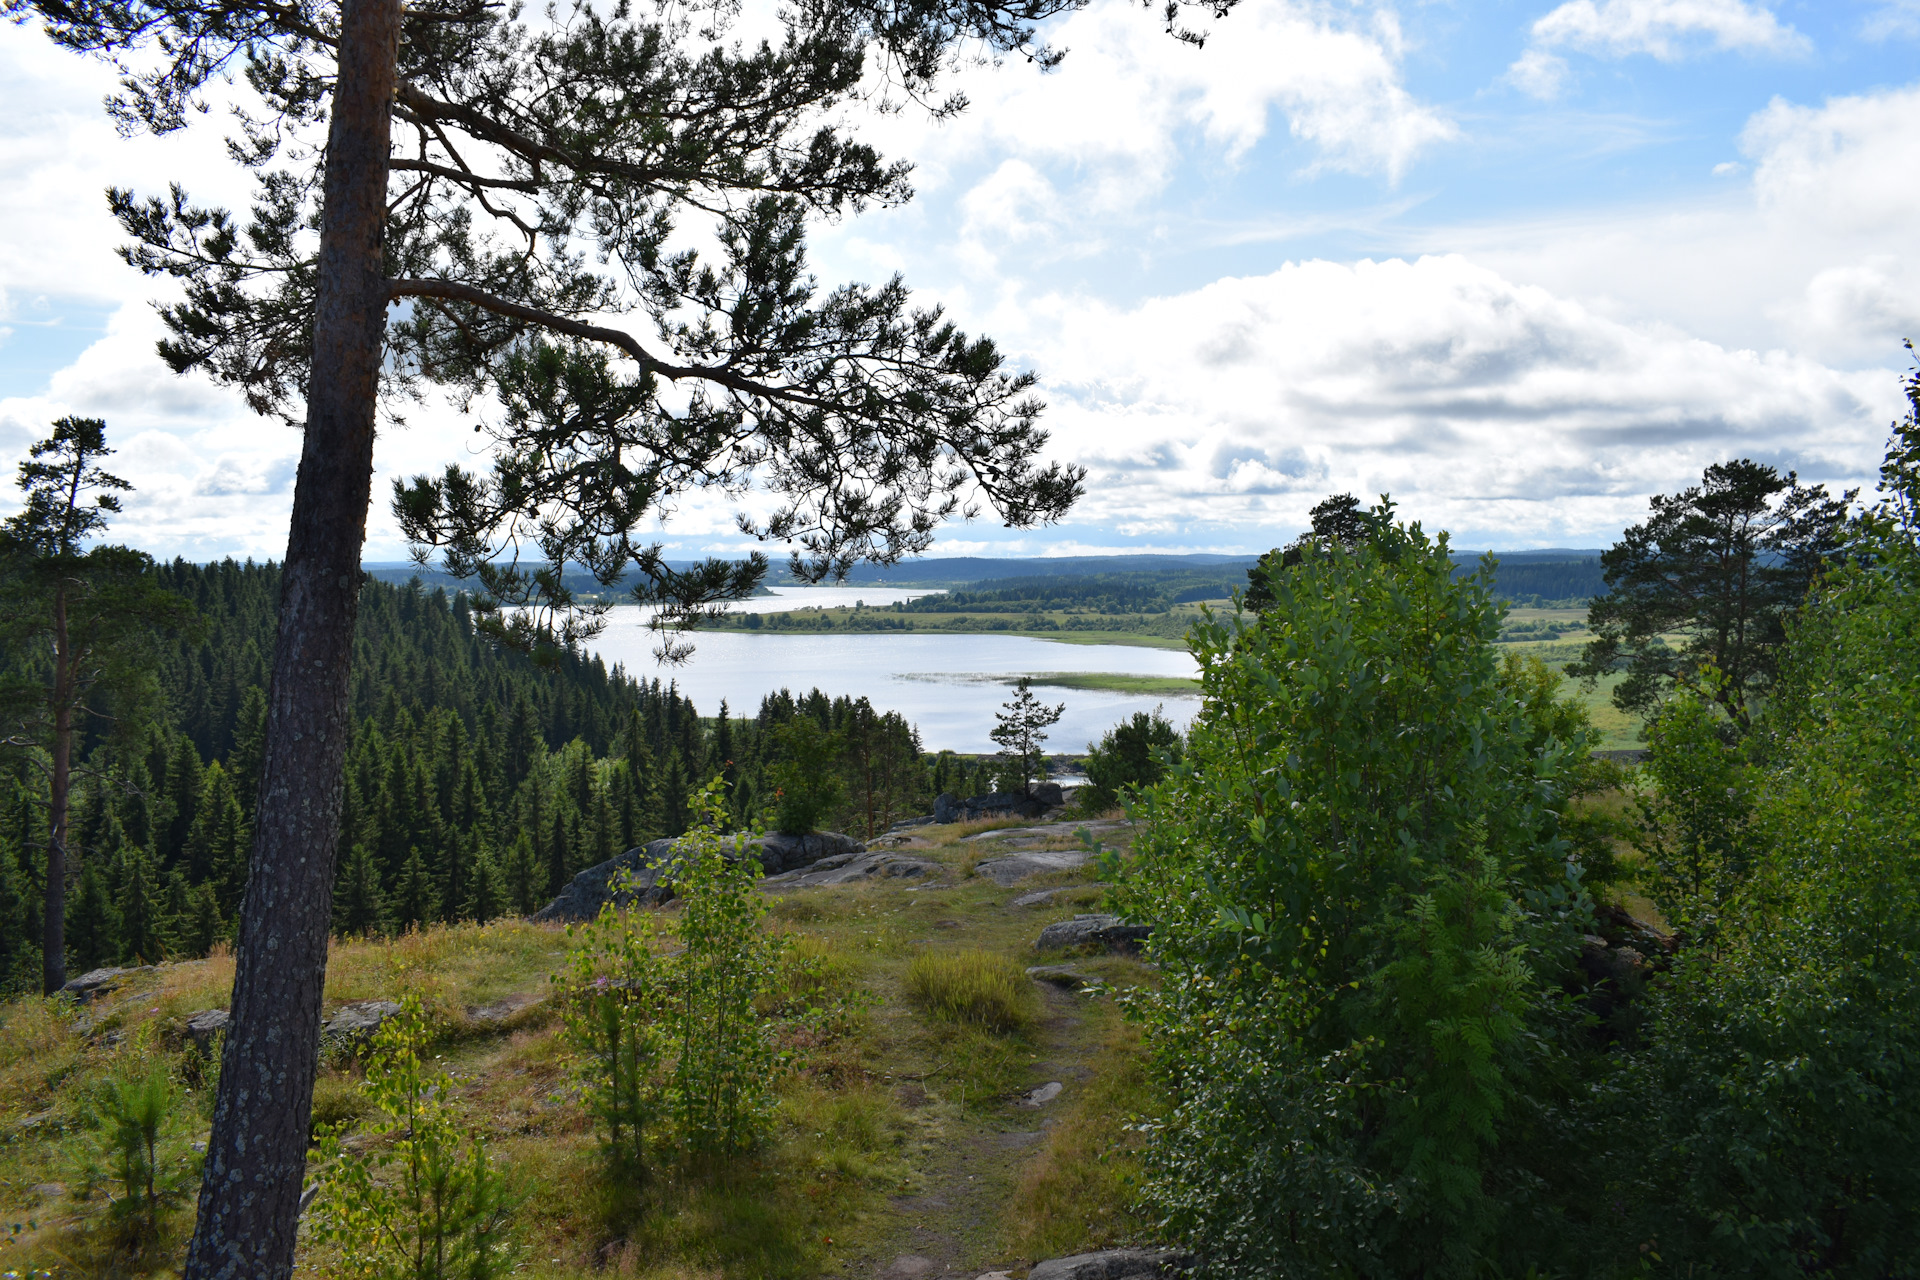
[990,678,1063,798]
[312,998,517,1280]
[668,781,783,1157]
[559,868,664,1178]
[0,417,194,992]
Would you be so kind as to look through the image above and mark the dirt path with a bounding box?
[839,966,1095,1279]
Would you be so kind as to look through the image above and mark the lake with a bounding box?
[587,588,1202,753]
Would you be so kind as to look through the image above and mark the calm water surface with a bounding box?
[588,588,1202,753]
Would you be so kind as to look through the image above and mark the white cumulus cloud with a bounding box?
[1508,0,1807,97]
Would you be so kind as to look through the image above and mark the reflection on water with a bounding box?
[586,607,1202,755]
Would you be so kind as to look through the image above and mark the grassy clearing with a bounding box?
[0,817,1157,1279]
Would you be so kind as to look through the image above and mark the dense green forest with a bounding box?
[0,563,1020,991]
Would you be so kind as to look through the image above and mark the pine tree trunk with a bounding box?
[41,586,71,996]
[181,0,400,1271]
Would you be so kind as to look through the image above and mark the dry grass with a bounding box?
[903,949,1037,1034]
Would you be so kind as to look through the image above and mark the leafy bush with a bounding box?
[562,779,784,1168]
[1121,503,1611,1277]
[665,782,784,1157]
[559,869,664,1177]
[905,949,1037,1034]
[312,997,517,1280]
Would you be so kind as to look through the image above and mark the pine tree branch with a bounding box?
[388,159,537,193]
[385,276,838,411]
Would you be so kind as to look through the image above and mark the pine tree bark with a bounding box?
[40,586,70,996]
[181,0,400,1271]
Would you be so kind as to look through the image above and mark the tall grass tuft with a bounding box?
[904,949,1036,1034]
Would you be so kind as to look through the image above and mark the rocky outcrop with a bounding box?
[60,966,150,1002]
[763,850,941,889]
[1036,914,1151,954]
[534,831,867,922]
[756,830,865,874]
[1028,1249,1195,1280]
[933,784,1064,824]
[974,848,1089,886]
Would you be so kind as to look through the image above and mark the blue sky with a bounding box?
[2,0,1916,561]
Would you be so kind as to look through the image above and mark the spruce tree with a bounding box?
[0,833,31,990]
[393,847,436,932]
[333,844,387,938]
[115,846,165,964]
[466,844,503,926]
[545,807,569,897]
[504,833,540,918]
[180,882,224,958]
[161,869,192,954]
[65,860,120,973]
[438,830,473,925]
[159,733,204,870]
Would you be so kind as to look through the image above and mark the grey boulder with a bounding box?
[935,791,1050,822]
[974,848,1089,886]
[185,1008,229,1051]
[1029,1249,1195,1280]
[755,830,865,874]
[1036,914,1151,953]
[322,1000,403,1048]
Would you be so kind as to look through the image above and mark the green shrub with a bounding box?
[904,949,1036,1034]
[667,780,784,1157]
[561,779,785,1170]
[1121,502,1610,1278]
[559,870,664,1177]
[311,997,517,1280]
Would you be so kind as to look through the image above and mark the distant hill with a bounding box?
[366,548,1610,603]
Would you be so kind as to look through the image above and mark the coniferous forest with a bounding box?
[0,560,1010,990]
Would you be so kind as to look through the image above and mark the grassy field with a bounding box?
[1019,673,1201,696]
[0,819,1158,1280]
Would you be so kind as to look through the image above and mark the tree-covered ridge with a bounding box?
[896,570,1249,614]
